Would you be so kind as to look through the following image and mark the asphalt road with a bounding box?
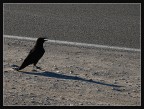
[3,4,140,49]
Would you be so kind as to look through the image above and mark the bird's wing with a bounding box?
[19,48,37,67]
[23,48,37,63]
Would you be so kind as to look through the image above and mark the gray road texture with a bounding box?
[4,4,140,49]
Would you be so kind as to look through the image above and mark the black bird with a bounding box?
[18,37,47,71]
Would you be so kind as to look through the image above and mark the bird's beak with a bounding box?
[44,39,48,41]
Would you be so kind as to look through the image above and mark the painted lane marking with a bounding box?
[4,35,141,52]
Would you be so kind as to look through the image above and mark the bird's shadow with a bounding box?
[21,71,123,88]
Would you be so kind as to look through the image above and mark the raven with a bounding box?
[17,37,47,71]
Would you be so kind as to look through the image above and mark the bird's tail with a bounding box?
[18,62,27,70]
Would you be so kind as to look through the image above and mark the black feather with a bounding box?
[18,37,47,70]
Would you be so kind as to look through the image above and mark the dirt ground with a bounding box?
[3,38,141,106]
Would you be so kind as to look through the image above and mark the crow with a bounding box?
[17,37,47,71]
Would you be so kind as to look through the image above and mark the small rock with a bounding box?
[70,70,74,74]
[114,81,118,84]
[14,80,18,82]
[79,103,83,105]
[69,65,74,67]
[85,74,88,76]
[54,67,58,70]
[100,80,105,82]
[4,71,8,73]
[61,97,65,100]
[76,84,79,87]
[121,78,125,80]
[133,90,137,93]
[26,77,32,80]
[14,102,18,104]
[70,104,73,106]
[56,70,60,73]
[11,94,15,96]
[31,100,35,103]
[97,89,101,92]
[54,65,56,67]
[31,97,34,100]
[19,94,24,96]
[112,87,121,91]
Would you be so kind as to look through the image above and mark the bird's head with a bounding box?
[36,37,48,44]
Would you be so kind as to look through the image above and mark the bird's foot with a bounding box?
[32,66,41,72]
[32,69,37,72]
[35,66,41,69]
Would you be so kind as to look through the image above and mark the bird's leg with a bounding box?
[32,65,37,72]
[32,63,42,71]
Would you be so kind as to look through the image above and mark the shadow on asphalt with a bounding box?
[21,71,123,88]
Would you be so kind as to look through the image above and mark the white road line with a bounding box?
[4,35,141,52]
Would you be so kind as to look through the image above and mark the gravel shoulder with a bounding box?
[3,38,141,106]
